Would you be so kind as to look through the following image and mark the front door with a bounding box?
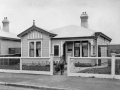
[65,42,73,63]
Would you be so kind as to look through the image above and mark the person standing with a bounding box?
[59,56,65,75]
[54,61,60,75]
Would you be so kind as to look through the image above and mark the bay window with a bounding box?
[73,41,89,57]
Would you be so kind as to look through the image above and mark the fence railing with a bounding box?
[67,53,120,79]
[0,56,53,75]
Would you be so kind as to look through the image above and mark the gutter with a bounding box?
[51,36,97,40]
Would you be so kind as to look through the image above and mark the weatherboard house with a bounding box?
[0,17,21,56]
[18,12,112,65]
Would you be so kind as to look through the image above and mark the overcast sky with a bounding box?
[0,0,120,44]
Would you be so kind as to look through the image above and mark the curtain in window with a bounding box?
[74,49,79,57]
[74,42,80,57]
[82,42,88,57]
[36,42,41,57]
[30,42,34,57]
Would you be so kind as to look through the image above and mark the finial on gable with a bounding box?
[33,20,35,26]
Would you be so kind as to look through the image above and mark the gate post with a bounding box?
[111,53,115,78]
[67,55,70,76]
[20,58,22,71]
[67,53,72,76]
[50,54,54,75]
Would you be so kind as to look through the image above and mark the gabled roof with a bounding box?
[50,25,95,38]
[0,29,20,41]
[17,25,56,37]
[95,32,112,41]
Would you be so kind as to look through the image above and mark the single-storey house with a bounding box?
[18,12,112,65]
[0,17,21,56]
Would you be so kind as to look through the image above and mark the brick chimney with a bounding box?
[80,12,88,28]
[2,17,10,32]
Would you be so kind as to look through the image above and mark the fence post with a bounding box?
[20,58,22,71]
[50,54,54,75]
[67,55,71,76]
[111,53,115,78]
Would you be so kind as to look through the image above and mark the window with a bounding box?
[36,42,41,57]
[54,45,59,56]
[29,41,41,57]
[93,45,95,55]
[82,41,88,57]
[74,42,80,57]
[29,42,34,57]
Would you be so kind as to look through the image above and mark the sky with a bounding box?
[0,0,120,44]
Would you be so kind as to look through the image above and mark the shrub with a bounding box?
[75,62,92,67]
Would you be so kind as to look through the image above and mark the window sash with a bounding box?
[36,42,41,57]
[29,42,34,57]
[74,42,80,57]
[30,49,34,57]
[54,45,59,56]
[82,42,88,57]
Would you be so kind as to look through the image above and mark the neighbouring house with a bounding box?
[18,12,112,65]
[0,17,21,56]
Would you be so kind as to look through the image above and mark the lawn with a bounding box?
[0,65,20,70]
[22,65,50,71]
[77,66,120,75]
[77,66,111,74]
[0,65,50,71]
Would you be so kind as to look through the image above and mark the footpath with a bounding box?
[0,72,120,90]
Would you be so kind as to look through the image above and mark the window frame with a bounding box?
[28,40,42,57]
[53,44,60,57]
[82,41,89,57]
[74,41,80,57]
[29,41,34,57]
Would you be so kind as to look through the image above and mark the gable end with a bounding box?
[17,25,56,37]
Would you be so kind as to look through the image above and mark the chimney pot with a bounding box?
[80,12,88,28]
[2,17,10,32]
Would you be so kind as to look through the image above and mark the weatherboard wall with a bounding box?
[97,36,110,64]
[1,40,21,55]
[97,36,110,57]
[42,33,50,57]
[21,35,28,57]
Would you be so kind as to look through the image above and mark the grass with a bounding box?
[78,66,111,74]
[22,65,50,71]
[77,65,120,75]
[0,65,50,71]
[74,62,92,67]
[0,65,20,70]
